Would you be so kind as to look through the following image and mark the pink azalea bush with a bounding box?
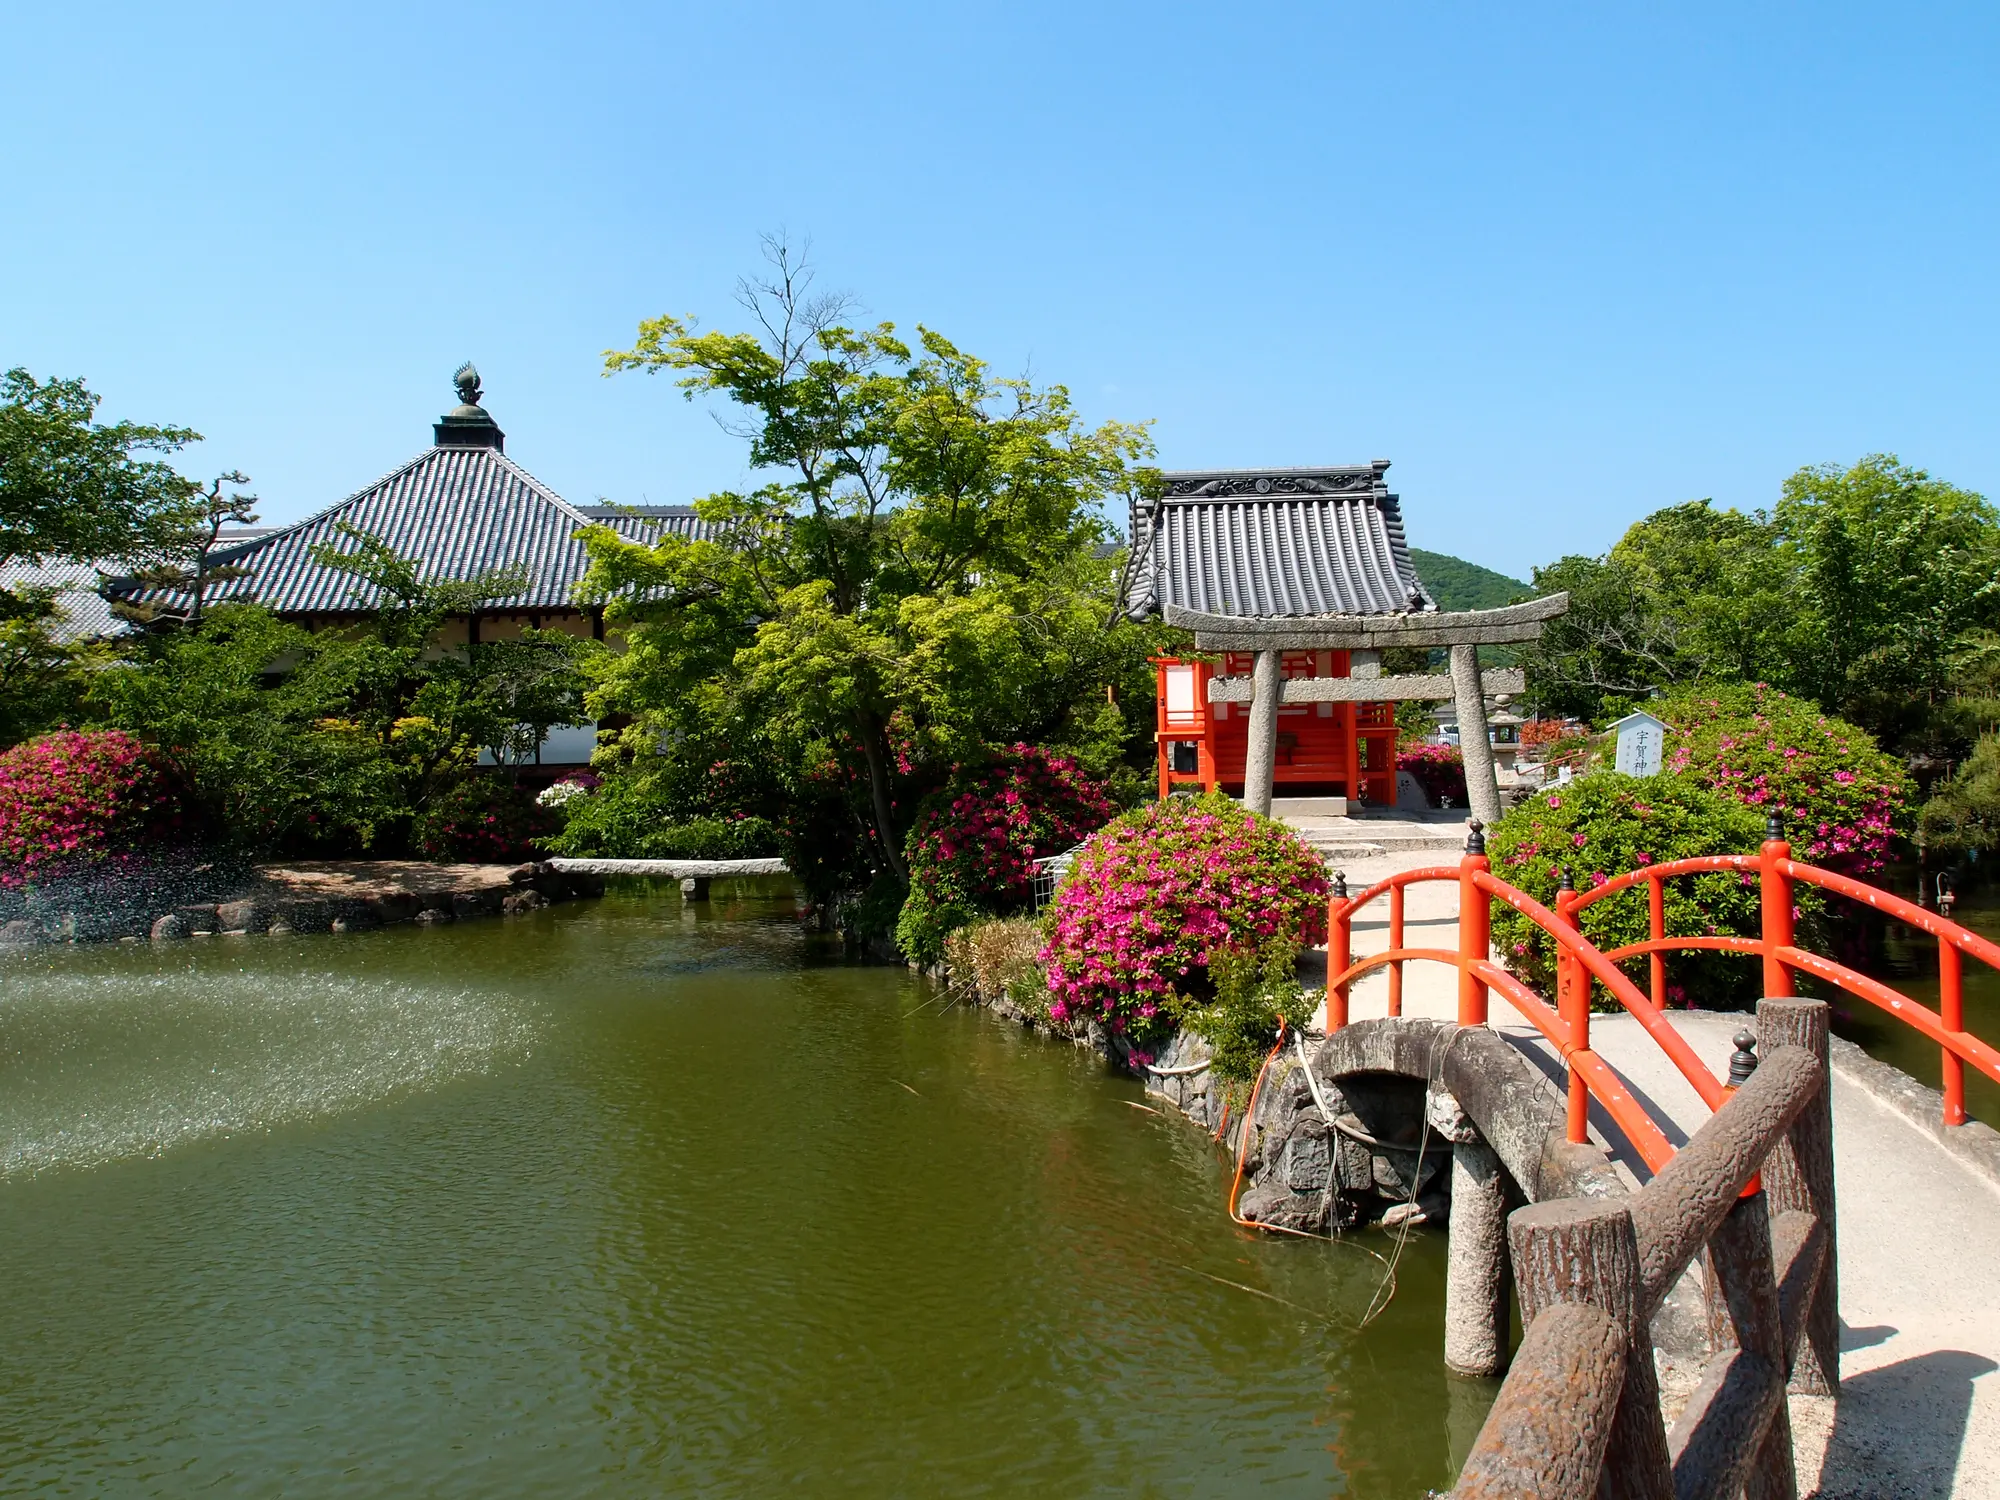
[412,776,558,863]
[1397,742,1467,807]
[0,729,184,889]
[895,745,1117,963]
[1040,792,1328,1048]
[1656,683,1909,876]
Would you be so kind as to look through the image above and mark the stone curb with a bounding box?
[1829,1034,2000,1193]
[545,857,789,878]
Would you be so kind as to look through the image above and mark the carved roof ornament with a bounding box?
[453,362,484,410]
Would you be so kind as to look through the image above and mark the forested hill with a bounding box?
[1407,548,1531,611]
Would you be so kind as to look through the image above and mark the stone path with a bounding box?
[1301,842,2000,1500]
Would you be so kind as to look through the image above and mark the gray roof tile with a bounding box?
[1125,463,1434,620]
[106,449,709,617]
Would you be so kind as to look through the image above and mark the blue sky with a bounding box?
[5,2,1995,579]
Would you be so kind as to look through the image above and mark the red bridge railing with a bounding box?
[1326,818,2000,1162]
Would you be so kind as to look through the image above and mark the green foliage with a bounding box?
[584,240,1166,895]
[546,774,780,859]
[1407,548,1528,611]
[0,368,204,574]
[1169,938,1318,1081]
[1918,733,2000,859]
[1657,683,1910,874]
[88,527,599,858]
[87,604,399,853]
[1519,460,2000,765]
[1487,774,1770,1009]
[0,587,103,746]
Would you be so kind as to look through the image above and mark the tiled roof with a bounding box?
[1124,462,1434,620]
[105,448,710,618]
[0,559,133,642]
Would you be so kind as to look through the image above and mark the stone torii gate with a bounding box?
[1166,592,1570,826]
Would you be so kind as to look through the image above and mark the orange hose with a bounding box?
[1227,1020,1292,1231]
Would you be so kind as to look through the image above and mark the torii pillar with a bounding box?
[1171,594,1570,827]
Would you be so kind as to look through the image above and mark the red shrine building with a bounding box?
[1124,463,1430,809]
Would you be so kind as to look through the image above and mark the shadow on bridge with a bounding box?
[1810,1347,1997,1499]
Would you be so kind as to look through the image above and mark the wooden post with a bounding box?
[1449,644,1504,827]
[1243,649,1282,817]
[1459,822,1491,1026]
[1759,817,1794,999]
[1509,1198,1673,1500]
[1681,1192,1797,1500]
[1758,997,1837,1396]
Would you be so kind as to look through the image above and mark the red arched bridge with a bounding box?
[1297,817,2000,1499]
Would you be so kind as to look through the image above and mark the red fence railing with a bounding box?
[1327,818,2000,1161]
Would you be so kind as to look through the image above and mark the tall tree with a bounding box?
[0,369,203,576]
[585,241,1158,880]
[110,470,261,628]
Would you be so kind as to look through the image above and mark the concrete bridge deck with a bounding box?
[1307,844,2000,1500]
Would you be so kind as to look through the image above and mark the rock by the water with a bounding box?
[150,913,191,941]
[502,889,549,916]
[216,899,270,934]
[413,907,455,926]
[0,919,39,946]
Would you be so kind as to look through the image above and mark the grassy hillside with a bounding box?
[1407,548,1531,611]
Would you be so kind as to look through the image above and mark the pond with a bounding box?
[1838,876,2000,1127]
[0,881,1481,1498]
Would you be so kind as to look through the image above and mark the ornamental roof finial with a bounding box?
[453,362,483,408]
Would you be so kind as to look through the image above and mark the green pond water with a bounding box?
[0,881,1484,1498]
[1831,878,2000,1127]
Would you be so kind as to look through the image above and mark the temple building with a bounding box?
[104,365,706,646]
[1123,462,1565,825]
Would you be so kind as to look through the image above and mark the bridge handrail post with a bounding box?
[1757,997,1838,1396]
[1759,816,1794,998]
[1328,871,1351,1031]
[1555,870,1589,1145]
[1459,822,1492,1026]
[1506,1197,1672,1500]
[1940,935,1966,1128]
[1388,882,1405,1017]
[1647,872,1666,1009]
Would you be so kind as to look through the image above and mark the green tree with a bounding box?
[110,471,261,628]
[0,587,104,746]
[585,242,1161,882]
[88,604,400,852]
[1776,454,2000,747]
[0,369,203,582]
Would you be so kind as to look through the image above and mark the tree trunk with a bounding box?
[857,716,907,881]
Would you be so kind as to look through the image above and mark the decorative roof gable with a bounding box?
[1125,462,1434,621]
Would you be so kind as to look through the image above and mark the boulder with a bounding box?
[413,907,455,926]
[273,899,333,933]
[215,900,271,935]
[367,892,421,925]
[177,903,219,934]
[451,889,503,919]
[330,912,379,933]
[150,913,191,941]
[502,889,549,916]
[0,919,40,947]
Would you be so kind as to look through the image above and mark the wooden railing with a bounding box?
[1455,999,1835,1499]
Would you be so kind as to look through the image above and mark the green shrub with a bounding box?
[1172,938,1319,1081]
[1918,733,2000,859]
[543,769,781,860]
[1656,682,1910,875]
[1487,773,1769,1009]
